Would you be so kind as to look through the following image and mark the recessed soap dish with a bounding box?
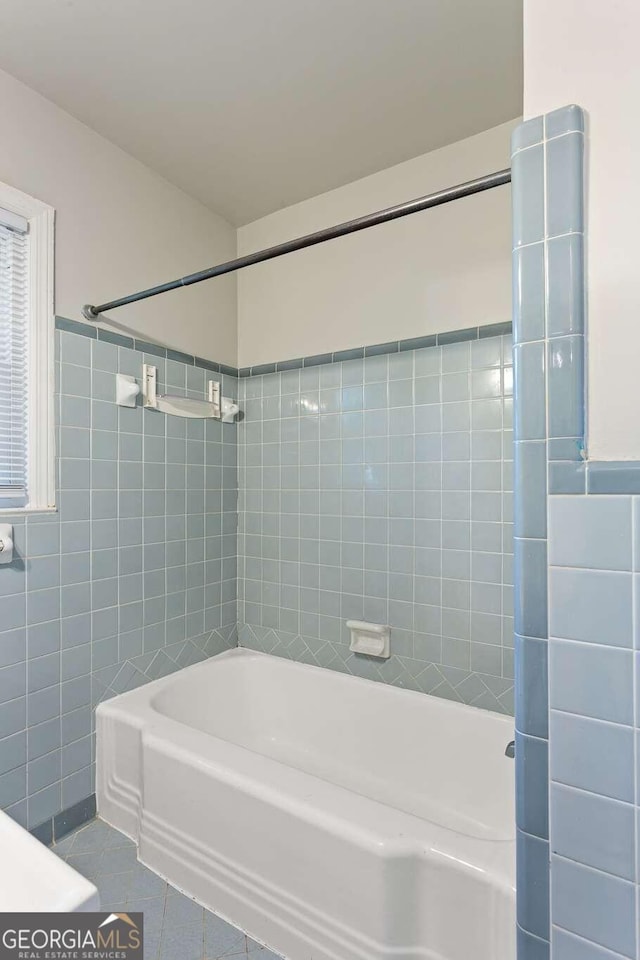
[346,620,390,659]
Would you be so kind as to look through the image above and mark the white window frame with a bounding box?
[0,180,55,512]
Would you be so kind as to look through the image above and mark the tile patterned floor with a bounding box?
[53,818,283,960]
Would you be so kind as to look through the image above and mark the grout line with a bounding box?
[549,705,635,730]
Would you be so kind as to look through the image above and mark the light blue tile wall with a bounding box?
[512,104,587,960]
[514,101,640,960]
[0,326,238,831]
[549,497,638,958]
[237,335,515,712]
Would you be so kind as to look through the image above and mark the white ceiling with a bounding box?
[0,0,522,225]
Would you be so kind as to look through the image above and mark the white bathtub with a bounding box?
[97,648,515,960]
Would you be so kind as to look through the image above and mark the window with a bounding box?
[0,181,54,511]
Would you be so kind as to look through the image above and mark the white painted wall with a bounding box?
[237,121,516,367]
[0,68,237,364]
[524,0,640,460]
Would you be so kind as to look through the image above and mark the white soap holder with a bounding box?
[347,620,390,659]
[221,397,240,423]
[116,374,140,407]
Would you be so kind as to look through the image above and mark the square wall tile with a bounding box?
[549,568,632,647]
[549,639,632,725]
[549,710,634,803]
[551,855,635,958]
[549,496,632,571]
[550,783,634,881]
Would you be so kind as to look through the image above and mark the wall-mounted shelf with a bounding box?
[143,364,221,419]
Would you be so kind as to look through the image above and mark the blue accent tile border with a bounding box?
[55,317,235,376]
[586,462,640,495]
[97,328,136,349]
[55,316,97,339]
[134,338,166,358]
[59,315,514,382]
[30,793,96,846]
[399,334,437,351]
[240,321,512,376]
[437,326,477,345]
[304,352,333,367]
[547,457,640,496]
[480,321,513,338]
[195,356,221,373]
[166,347,195,365]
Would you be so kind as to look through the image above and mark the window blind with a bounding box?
[0,208,29,507]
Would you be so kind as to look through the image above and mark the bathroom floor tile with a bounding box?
[52,818,285,960]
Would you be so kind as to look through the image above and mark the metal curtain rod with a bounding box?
[82,168,511,321]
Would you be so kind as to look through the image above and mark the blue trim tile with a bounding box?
[512,116,544,153]
[333,347,364,363]
[133,339,166,358]
[551,855,636,958]
[587,461,640,495]
[514,442,547,539]
[97,329,134,349]
[238,367,251,378]
[364,341,399,357]
[545,104,585,139]
[166,348,194,365]
[546,133,584,239]
[517,830,550,941]
[517,926,549,960]
[55,317,97,339]
[548,462,586,495]
[399,335,437,352]
[513,244,545,344]
[437,327,477,345]
[30,819,53,845]
[479,321,512,338]
[547,235,585,338]
[219,363,238,377]
[514,342,546,441]
[276,358,304,371]
[547,337,584,440]
[53,793,96,841]
[548,438,583,462]
[512,144,545,248]
[303,353,333,367]
[514,539,548,640]
[194,356,220,372]
[516,732,549,840]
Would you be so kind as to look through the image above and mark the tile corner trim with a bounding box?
[29,794,97,847]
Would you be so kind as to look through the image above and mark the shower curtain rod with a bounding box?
[82,167,511,321]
